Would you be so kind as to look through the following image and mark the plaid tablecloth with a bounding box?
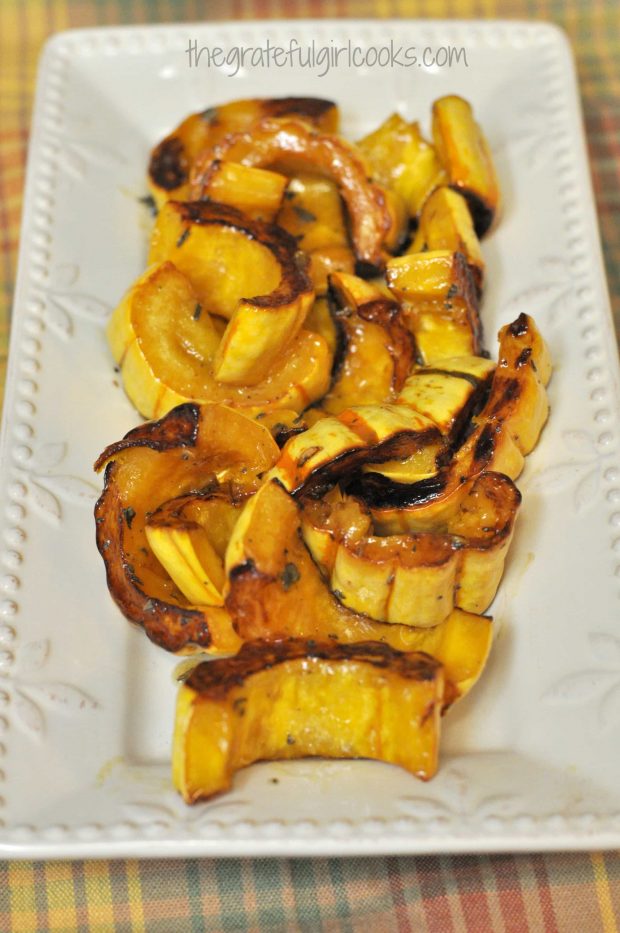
[1,0,619,930]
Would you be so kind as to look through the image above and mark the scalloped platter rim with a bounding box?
[1,19,620,858]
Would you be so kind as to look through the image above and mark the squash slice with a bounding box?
[364,355,494,484]
[301,471,520,624]
[302,274,415,423]
[190,117,395,268]
[396,355,495,437]
[359,314,551,532]
[267,404,441,496]
[409,186,484,293]
[145,493,242,607]
[386,250,482,362]
[357,113,447,217]
[147,201,316,385]
[195,160,289,221]
[148,96,338,208]
[108,261,331,420]
[276,174,356,293]
[319,273,416,415]
[224,480,492,697]
[304,296,339,357]
[432,95,500,237]
[94,402,279,653]
[173,639,444,801]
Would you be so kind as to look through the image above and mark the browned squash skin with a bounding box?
[190,117,394,268]
[224,480,489,688]
[432,95,501,237]
[149,97,338,201]
[152,200,313,318]
[94,403,279,653]
[185,638,441,696]
[357,313,551,531]
[174,639,444,801]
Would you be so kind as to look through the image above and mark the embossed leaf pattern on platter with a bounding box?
[18,441,99,525]
[530,429,613,513]
[37,262,111,341]
[502,255,574,326]
[491,104,553,170]
[398,764,518,827]
[544,632,620,730]
[124,797,250,831]
[9,640,99,740]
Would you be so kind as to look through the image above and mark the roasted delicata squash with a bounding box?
[108,261,330,420]
[148,201,282,321]
[94,402,280,653]
[225,481,492,696]
[301,471,520,624]
[193,160,289,222]
[357,113,447,217]
[148,96,338,208]
[432,95,500,237]
[267,404,442,496]
[359,314,551,532]
[311,273,415,417]
[173,639,445,801]
[365,348,495,484]
[147,201,316,385]
[250,409,308,446]
[145,493,242,607]
[93,94,554,804]
[304,296,339,357]
[396,355,495,438]
[409,187,485,293]
[386,250,482,362]
[273,343,495,494]
[190,117,395,268]
[276,174,356,293]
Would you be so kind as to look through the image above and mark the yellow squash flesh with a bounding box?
[148,96,339,208]
[276,173,356,293]
[224,480,493,697]
[173,639,444,801]
[94,403,280,653]
[196,160,289,221]
[386,250,482,362]
[147,201,316,385]
[409,186,484,292]
[432,95,500,237]
[107,261,331,420]
[357,113,447,217]
[145,493,242,607]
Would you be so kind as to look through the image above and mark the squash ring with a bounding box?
[189,117,394,268]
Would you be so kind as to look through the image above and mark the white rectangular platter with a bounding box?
[2,19,620,859]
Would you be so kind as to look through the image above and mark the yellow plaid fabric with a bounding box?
[1,1,619,930]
